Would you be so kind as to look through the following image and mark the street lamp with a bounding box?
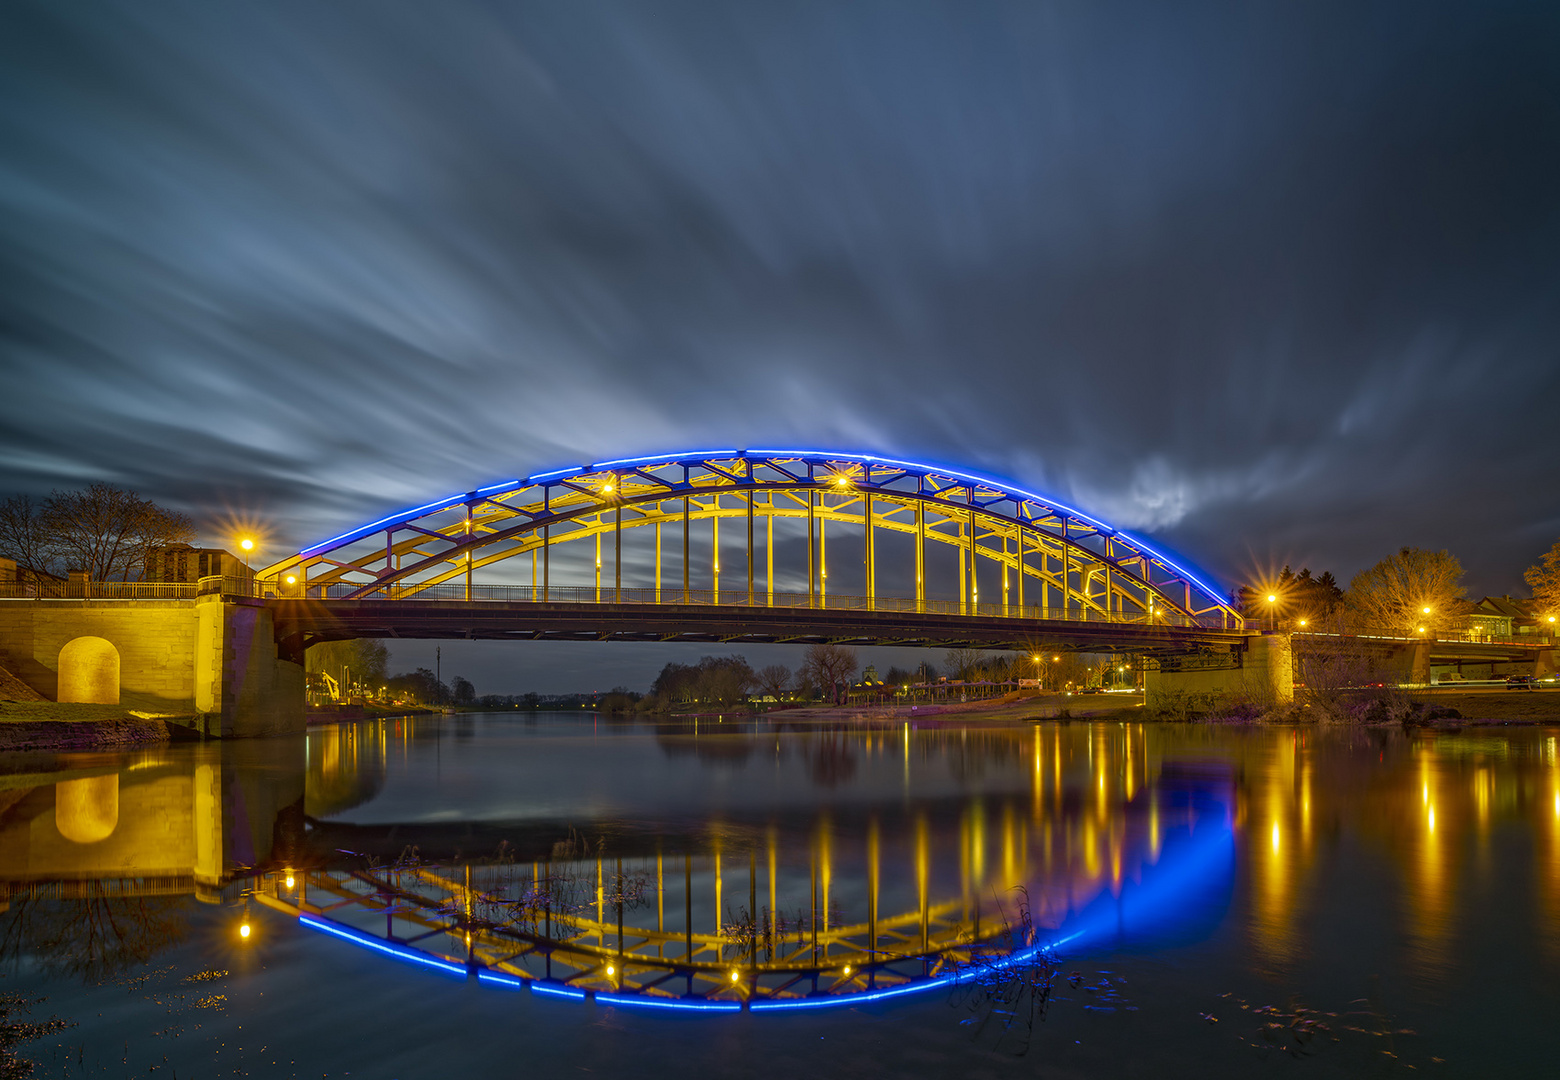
[1266,593,1277,631]
[238,538,254,573]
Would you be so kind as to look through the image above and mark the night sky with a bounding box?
[3,2,1558,692]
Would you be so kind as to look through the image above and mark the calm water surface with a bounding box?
[4,712,1559,1077]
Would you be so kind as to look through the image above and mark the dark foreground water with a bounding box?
[3,712,1559,1078]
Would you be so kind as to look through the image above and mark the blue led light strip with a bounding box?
[299,914,468,978]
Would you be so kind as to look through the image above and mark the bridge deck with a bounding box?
[270,598,1253,652]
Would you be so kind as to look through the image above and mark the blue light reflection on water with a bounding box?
[291,759,1236,1015]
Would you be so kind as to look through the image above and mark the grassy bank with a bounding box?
[0,701,174,752]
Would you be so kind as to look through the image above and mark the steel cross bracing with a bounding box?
[258,452,1240,629]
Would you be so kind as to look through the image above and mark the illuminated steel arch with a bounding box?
[259,451,1239,627]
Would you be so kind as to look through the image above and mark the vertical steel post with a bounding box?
[683,498,691,603]
[747,487,754,605]
[1060,521,1069,617]
[917,816,929,953]
[1001,532,1009,615]
[915,499,925,611]
[464,504,472,602]
[1017,528,1025,614]
[766,499,774,607]
[712,494,720,603]
[542,523,550,601]
[868,818,879,971]
[865,490,874,611]
[767,831,777,961]
[968,496,977,613]
[820,515,827,605]
[807,488,816,608]
[810,854,818,960]
[655,521,662,603]
[614,504,622,602]
[595,531,601,603]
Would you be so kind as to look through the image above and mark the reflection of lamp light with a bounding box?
[239,923,251,940]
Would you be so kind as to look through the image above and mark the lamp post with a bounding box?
[1266,593,1277,632]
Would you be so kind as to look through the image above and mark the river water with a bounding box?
[3,712,1558,1077]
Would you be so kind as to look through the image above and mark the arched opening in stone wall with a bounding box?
[55,774,119,844]
[58,636,120,704]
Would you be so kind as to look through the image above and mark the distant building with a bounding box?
[143,544,248,584]
[0,557,66,597]
[1459,596,1541,640]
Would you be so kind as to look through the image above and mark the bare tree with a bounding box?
[0,495,56,576]
[1525,537,1560,618]
[34,483,194,580]
[1347,547,1467,634]
[944,647,982,681]
[755,663,792,702]
[801,643,857,705]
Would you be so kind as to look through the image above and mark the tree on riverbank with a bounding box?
[1347,547,1467,633]
[307,639,388,696]
[645,655,756,708]
[1525,538,1560,617]
[0,484,193,579]
[801,643,857,705]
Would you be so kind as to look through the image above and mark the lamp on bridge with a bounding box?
[1266,593,1277,631]
[239,537,254,570]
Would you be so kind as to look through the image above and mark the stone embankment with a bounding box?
[0,715,173,752]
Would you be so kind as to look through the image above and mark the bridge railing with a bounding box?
[1295,627,1553,647]
[0,579,199,600]
[257,580,1243,629]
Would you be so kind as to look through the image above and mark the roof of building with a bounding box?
[1475,595,1535,620]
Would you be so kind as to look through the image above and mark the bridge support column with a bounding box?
[1145,633,1294,712]
[195,596,305,738]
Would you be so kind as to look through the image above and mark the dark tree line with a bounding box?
[0,484,194,580]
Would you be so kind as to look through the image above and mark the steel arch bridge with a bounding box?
[257,450,1243,649]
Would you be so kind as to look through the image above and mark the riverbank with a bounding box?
[757,691,1141,724]
[307,703,440,725]
[0,701,178,751]
[1396,690,1560,724]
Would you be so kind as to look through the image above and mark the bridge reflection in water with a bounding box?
[258,721,1236,1012]
[20,718,1560,1016]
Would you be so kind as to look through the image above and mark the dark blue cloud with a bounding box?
[2,1,1558,689]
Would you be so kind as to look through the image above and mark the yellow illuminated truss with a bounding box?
[257,451,1239,626]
